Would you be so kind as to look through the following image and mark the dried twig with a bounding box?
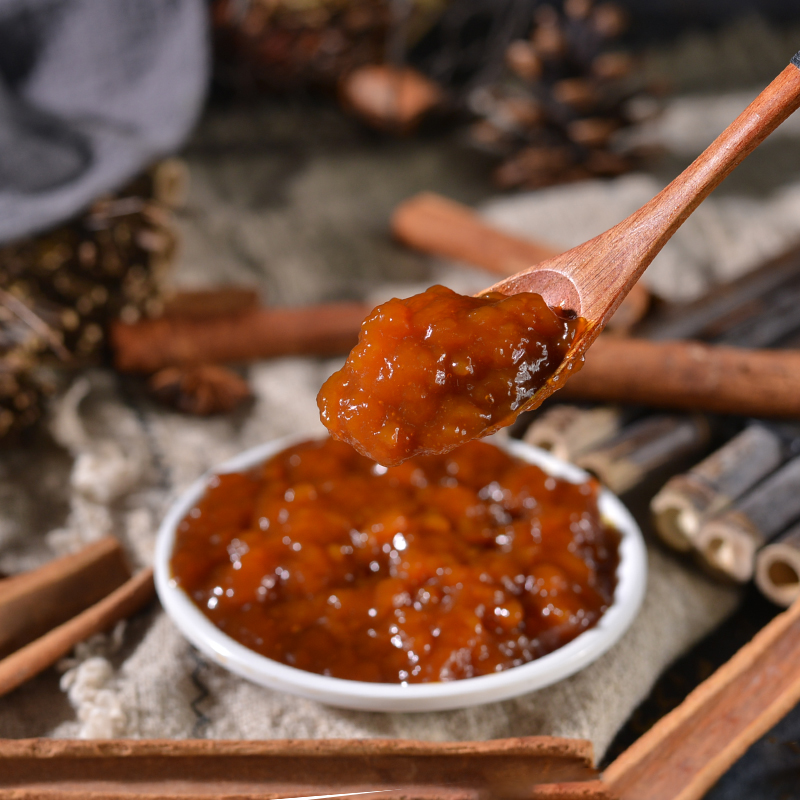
[0,288,71,363]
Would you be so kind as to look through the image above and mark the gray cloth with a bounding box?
[0,0,208,243]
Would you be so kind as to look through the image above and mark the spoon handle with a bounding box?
[626,52,800,266]
[585,52,800,325]
[493,52,800,329]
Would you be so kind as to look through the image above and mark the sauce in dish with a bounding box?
[317,285,583,466]
[170,437,619,684]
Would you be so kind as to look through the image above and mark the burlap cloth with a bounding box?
[2,16,800,763]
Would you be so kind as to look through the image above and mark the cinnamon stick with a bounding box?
[392,192,560,276]
[650,424,786,552]
[602,597,800,800]
[0,568,154,698]
[111,302,371,373]
[694,455,800,582]
[755,520,800,607]
[113,304,800,421]
[560,337,800,419]
[0,537,130,660]
[0,736,599,799]
[391,192,649,332]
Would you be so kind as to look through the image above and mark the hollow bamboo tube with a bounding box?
[650,425,785,552]
[695,455,800,582]
[521,405,623,462]
[755,521,800,607]
[576,415,710,495]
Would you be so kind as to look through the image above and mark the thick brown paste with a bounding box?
[171,437,620,684]
[317,285,583,466]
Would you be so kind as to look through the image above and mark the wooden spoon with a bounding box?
[482,52,800,417]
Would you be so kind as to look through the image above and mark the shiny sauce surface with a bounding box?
[317,285,583,466]
[171,438,620,684]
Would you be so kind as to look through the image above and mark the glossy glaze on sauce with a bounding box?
[171,437,619,684]
[317,285,583,466]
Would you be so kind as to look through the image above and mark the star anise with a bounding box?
[148,365,252,416]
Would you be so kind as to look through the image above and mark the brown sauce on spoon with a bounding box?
[317,285,583,467]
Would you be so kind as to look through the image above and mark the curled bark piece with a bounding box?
[162,287,260,319]
[560,338,800,419]
[0,537,129,660]
[112,302,800,420]
[0,735,598,798]
[0,568,154,698]
[392,192,560,276]
[603,597,800,800]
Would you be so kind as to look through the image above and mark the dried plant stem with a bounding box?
[0,288,71,363]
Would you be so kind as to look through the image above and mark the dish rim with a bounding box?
[155,434,647,712]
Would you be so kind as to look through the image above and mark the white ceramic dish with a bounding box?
[155,435,647,712]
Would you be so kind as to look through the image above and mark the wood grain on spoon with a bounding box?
[483,55,800,415]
